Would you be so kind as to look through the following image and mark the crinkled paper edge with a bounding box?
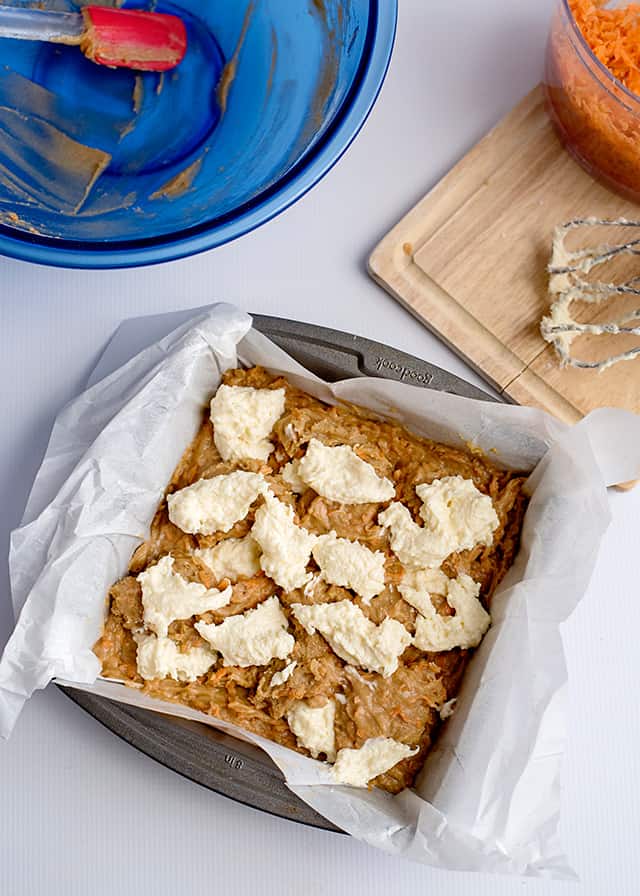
[3,302,640,878]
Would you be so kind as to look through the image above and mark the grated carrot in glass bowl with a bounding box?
[545,0,640,200]
[573,0,640,93]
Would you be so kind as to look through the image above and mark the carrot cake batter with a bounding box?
[95,366,527,792]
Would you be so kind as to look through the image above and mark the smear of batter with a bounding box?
[307,0,339,136]
[150,156,203,200]
[118,117,136,141]
[118,72,149,141]
[0,105,111,216]
[265,26,278,96]
[76,190,137,217]
[0,210,40,234]
[0,68,127,149]
[216,1,255,115]
[279,0,341,174]
[132,75,144,114]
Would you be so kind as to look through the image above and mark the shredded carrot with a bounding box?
[210,666,233,684]
[545,1,640,198]
[570,0,640,94]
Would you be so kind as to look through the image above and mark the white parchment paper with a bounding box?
[2,303,640,878]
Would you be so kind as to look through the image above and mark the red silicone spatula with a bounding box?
[0,5,187,72]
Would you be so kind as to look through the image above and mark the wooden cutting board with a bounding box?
[369,85,640,425]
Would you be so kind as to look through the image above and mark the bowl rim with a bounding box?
[560,0,640,109]
[0,2,398,270]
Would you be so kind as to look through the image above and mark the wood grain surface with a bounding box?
[369,86,640,426]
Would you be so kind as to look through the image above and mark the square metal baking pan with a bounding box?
[61,314,496,833]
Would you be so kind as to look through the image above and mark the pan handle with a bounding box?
[251,314,499,403]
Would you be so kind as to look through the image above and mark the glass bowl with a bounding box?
[545,0,640,202]
[0,0,397,268]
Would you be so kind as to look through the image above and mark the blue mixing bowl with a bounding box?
[0,0,396,268]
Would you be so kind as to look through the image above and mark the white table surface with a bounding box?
[2,1,639,893]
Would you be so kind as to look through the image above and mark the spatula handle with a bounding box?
[0,5,83,43]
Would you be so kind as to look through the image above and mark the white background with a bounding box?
[2,1,639,893]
